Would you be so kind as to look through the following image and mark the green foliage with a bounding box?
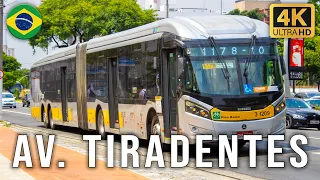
[13,88,20,99]
[295,0,320,85]
[3,72,17,90]
[228,8,266,21]
[29,0,157,52]
[16,68,30,89]
[3,53,21,72]
[2,53,30,90]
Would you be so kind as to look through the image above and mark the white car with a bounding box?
[2,93,16,108]
[310,96,320,100]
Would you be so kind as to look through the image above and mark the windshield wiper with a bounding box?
[208,36,231,92]
[243,35,257,84]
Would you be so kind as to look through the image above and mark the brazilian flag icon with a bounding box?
[6,4,42,40]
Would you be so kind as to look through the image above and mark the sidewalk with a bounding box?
[0,153,34,180]
[0,126,148,180]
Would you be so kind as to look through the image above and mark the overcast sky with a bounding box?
[2,0,309,69]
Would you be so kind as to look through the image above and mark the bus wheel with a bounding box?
[151,116,161,136]
[43,110,49,128]
[286,115,293,129]
[49,109,56,130]
[150,116,170,151]
[97,109,106,139]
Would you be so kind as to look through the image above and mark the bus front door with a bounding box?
[108,58,120,129]
[162,49,178,141]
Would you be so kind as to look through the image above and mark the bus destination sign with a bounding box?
[188,45,273,57]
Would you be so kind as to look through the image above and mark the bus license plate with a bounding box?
[237,131,253,138]
[310,120,320,124]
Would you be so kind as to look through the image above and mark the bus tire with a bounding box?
[49,108,56,130]
[97,109,106,139]
[43,109,49,128]
[150,116,170,152]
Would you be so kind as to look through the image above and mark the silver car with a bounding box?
[2,93,17,108]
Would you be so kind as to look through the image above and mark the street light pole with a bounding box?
[0,0,4,115]
[220,0,222,15]
[166,0,169,18]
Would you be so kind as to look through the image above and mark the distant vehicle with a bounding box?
[22,94,30,107]
[294,92,320,100]
[2,92,16,108]
[19,89,30,99]
[305,99,320,108]
[286,98,320,130]
[310,96,320,100]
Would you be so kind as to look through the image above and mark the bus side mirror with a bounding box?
[279,56,286,75]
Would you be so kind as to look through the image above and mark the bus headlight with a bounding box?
[274,98,286,115]
[185,101,210,119]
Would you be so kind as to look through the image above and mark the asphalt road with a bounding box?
[2,104,320,180]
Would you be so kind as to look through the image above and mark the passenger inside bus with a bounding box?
[87,83,96,97]
[138,85,147,100]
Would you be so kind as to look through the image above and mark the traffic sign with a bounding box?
[270,4,315,38]
[0,70,4,79]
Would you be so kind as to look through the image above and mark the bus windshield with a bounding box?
[183,41,283,96]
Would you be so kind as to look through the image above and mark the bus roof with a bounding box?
[32,15,269,68]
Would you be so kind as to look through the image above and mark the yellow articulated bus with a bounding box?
[30,16,286,147]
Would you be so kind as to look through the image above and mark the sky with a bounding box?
[3,0,238,69]
[2,0,309,69]
[4,0,52,69]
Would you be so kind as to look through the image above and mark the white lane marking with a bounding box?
[3,110,31,116]
[312,152,320,155]
[308,137,320,140]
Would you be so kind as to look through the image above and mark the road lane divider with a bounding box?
[307,137,320,140]
[311,152,320,155]
[3,110,31,116]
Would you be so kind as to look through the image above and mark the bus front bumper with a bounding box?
[181,110,286,144]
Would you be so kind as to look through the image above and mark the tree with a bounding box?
[3,72,18,90]
[3,53,21,72]
[29,0,156,52]
[16,68,30,89]
[2,53,30,90]
[3,53,21,90]
[228,8,266,21]
[13,88,20,99]
[304,49,320,89]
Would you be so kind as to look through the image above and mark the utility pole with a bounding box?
[220,0,222,15]
[283,39,291,97]
[166,0,169,18]
[0,0,4,115]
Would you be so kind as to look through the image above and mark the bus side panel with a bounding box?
[30,67,42,121]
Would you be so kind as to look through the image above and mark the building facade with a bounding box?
[235,0,281,24]
[137,0,236,19]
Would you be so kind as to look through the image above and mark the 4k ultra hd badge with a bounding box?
[6,4,42,40]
